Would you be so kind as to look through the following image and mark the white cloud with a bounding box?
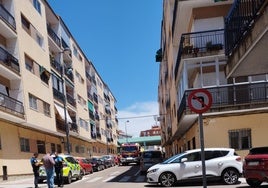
[117,101,159,137]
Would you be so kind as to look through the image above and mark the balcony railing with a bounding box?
[47,26,61,47]
[0,46,20,74]
[53,88,65,103]
[50,57,62,73]
[175,29,224,80]
[0,92,24,117]
[177,82,268,122]
[66,93,76,107]
[0,4,16,30]
[225,0,266,56]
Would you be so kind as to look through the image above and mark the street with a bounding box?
[1,164,268,188]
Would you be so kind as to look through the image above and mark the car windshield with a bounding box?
[122,146,138,152]
[250,147,268,154]
[143,151,162,158]
[162,152,186,164]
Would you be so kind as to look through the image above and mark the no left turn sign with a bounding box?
[188,89,212,114]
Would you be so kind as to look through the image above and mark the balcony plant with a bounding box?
[206,41,223,51]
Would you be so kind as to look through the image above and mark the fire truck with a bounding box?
[119,143,141,166]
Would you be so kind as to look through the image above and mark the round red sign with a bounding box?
[187,89,212,114]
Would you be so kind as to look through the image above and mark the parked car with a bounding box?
[100,155,113,168]
[75,157,93,175]
[140,150,163,174]
[39,154,81,184]
[243,146,268,187]
[147,148,242,187]
[101,155,115,167]
[88,157,105,172]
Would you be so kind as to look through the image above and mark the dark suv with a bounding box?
[243,147,268,187]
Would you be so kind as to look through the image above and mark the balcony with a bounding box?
[53,88,64,103]
[0,4,16,31]
[56,119,78,133]
[66,93,76,108]
[225,0,268,77]
[0,46,20,75]
[175,29,225,80]
[0,92,24,118]
[47,26,61,47]
[50,56,62,74]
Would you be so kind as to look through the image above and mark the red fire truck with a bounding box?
[119,143,141,166]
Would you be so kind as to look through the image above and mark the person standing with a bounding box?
[42,152,55,188]
[30,152,41,188]
[54,152,64,187]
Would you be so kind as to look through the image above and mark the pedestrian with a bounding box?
[42,152,55,188]
[30,152,41,188]
[54,152,64,187]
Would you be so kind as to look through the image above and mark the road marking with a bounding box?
[110,171,120,176]
[103,176,115,182]
[86,177,103,182]
[119,176,131,182]
[134,170,140,176]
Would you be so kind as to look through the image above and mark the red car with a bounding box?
[243,147,268,187]
[75,157,93,175]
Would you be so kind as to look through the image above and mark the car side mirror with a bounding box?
[181,158,188,163]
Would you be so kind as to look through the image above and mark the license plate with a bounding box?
[248,161,259,166]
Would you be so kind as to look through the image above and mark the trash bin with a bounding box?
[2,166,7,180]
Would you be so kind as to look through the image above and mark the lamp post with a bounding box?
[125,120,129,143]
[60,48,71,154]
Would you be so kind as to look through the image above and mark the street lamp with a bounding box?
[60,48,72,154]
[125,120,129,143]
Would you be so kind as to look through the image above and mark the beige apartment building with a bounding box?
[158,0,268,158]
[0,0,118,177]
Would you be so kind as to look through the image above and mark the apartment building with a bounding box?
[140,125,161,137]
[0,0,118,177]
[158,0,268,158]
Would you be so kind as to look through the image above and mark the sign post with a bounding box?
[188,89,212,188]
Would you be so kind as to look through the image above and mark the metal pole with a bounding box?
[106,117,109,155]
[199,113,207,188]
[61,54,70,154]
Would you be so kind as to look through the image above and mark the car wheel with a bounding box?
[81,169,86,176]
[159,172,176,187]
[246,179,262,187]
[66,172,72,184]
[221,168,239,185]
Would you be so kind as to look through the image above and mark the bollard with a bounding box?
[2,166,7,180]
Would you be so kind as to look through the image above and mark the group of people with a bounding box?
[30,152,64,188]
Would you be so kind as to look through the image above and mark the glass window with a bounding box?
[33,0,41,14]
[37,140,46,154]
[20,137,30,152]
[229,129,251,150]
[29,94,37,110]
[43,102,50,116]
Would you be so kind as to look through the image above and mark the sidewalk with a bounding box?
[0,176,46,188]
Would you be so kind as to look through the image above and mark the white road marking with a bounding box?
[110,171,120,176]
[103,176,115,182]
[86,176,103,182]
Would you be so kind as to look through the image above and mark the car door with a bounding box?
[205,150,228,177]
[179,151,202,180]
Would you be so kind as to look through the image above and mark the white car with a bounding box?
[147,148,242,187]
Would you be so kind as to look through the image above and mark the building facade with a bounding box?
[158,0,268,158]
[140,125,161,137]
[0,0,118,177]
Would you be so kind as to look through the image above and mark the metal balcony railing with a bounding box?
[66,93,76,107]
[225,0,266,56]
[0,4,16,30]
[50,58,62,73]
[175,29,224,80]
[177,82,268,122]
[53,88,65,103]
[0,92,24,117]
[0,46,20,74]
[47,26,61,47]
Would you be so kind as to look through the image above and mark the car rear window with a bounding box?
[143,151,162,158]
[249,147,268,154]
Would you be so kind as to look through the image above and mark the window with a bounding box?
[25,55,34,72]
[75,145,80,153]
[51,143,56,153]
[37,140,46,154]
[21,14,30,33]
[29,94,37,110]
[33,0,41,14]
[229,129,251,150]
[57,144,62,153]
[20,137,30,152]
[43,102,50,116]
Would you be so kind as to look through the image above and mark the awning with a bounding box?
[54,104,72,123]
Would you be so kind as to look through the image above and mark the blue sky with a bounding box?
[47,0,162,136]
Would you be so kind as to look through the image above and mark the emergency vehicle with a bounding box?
[119,143,140,165]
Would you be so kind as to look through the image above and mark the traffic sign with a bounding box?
[188,89,212,114]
